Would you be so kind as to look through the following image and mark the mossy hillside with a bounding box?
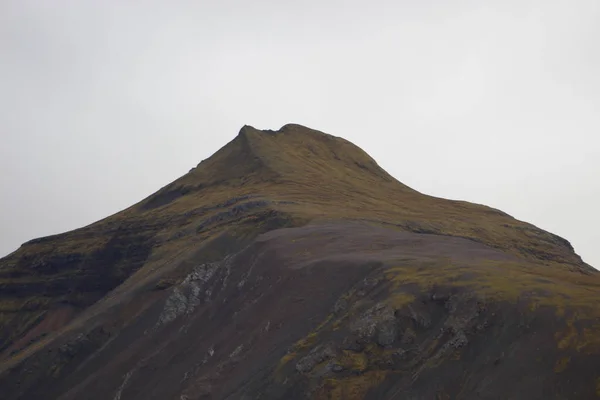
[383,259,600,359]
[385,260,600,318]
[4,124,585,302]
[0,124,595,372]
[271,250,600,399]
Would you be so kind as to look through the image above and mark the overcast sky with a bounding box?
[1,1,598,269]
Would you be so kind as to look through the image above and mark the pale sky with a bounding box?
[1,1,599,269]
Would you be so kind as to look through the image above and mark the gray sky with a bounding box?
[1,1,599,269]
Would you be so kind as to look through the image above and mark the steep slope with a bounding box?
[0,124,598,399]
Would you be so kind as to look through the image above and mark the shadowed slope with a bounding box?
[2,222,599,400]
[0,124,598,399]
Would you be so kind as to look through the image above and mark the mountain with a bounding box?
[0,124,598,399]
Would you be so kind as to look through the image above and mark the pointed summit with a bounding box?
[189,123,408,189]
[139,124,414,213]
[1,124,599,399]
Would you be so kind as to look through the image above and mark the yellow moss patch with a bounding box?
[384,258,600,329]
[555,317,600,353]
[387,292,416,309]
[557,320,579,350]
[576,327,600,353]
[278,351,297,368]
[316,371,387,400]
[554,356,570,373]
[340,350,368,372]
[332,318,344,331]
[314,314,334,332]
[295,332,318,350]
[277,312,337,369]
[449,350,462,361]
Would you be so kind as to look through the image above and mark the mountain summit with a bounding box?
[0,124,599,399]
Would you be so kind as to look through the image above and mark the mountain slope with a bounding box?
[0,124,598,399]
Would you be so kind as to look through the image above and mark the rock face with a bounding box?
[0,124,599,399]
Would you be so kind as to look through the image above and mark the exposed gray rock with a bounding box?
[312,361,338,377]
[333,297,348,314]
[229,345,243,358]
[58,333,88,358]
[183,261,220,284]
[376,319,398,347]
[449,330,468,348]
[158,288,189,325]
[392,348,407,361]
[237,257,257,289]
[430,291,450,303]
[113,369,134,400]
[331,363,344,372]
[350,302,397,345]
[407,304,431,328]
[401,328,416,345]
[296,345,336,373]
[362,276,380,287]
[341,337,365,352]
[157,261,222,326]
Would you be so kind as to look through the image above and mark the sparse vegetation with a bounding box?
[0,124,598,399]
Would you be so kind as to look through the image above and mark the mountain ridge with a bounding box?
[0,124,598,399]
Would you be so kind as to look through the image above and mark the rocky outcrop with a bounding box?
[157,258,228,326]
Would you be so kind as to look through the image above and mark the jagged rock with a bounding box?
[157,262,223,326]
[158,288,189,325]
[58,333,88,358]
[392,348,407,361]
[331,363,344,372]
[376,319,398,347]
[449,331,468,348]
[406,304,431,328]
[401,328,417,345]
[295,345,336,373]
[350,302,398,346]
[229,345,243,358]
[341,337,365,352]
[430,291,450,303]
[333,297,348,314]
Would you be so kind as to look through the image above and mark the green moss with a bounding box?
[386,259,600,314]
[316,371,387,400]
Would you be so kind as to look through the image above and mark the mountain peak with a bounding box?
[175,124,404,200]
[231,123,401,185]
[1,124,598,400]
[238,123,328,136]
